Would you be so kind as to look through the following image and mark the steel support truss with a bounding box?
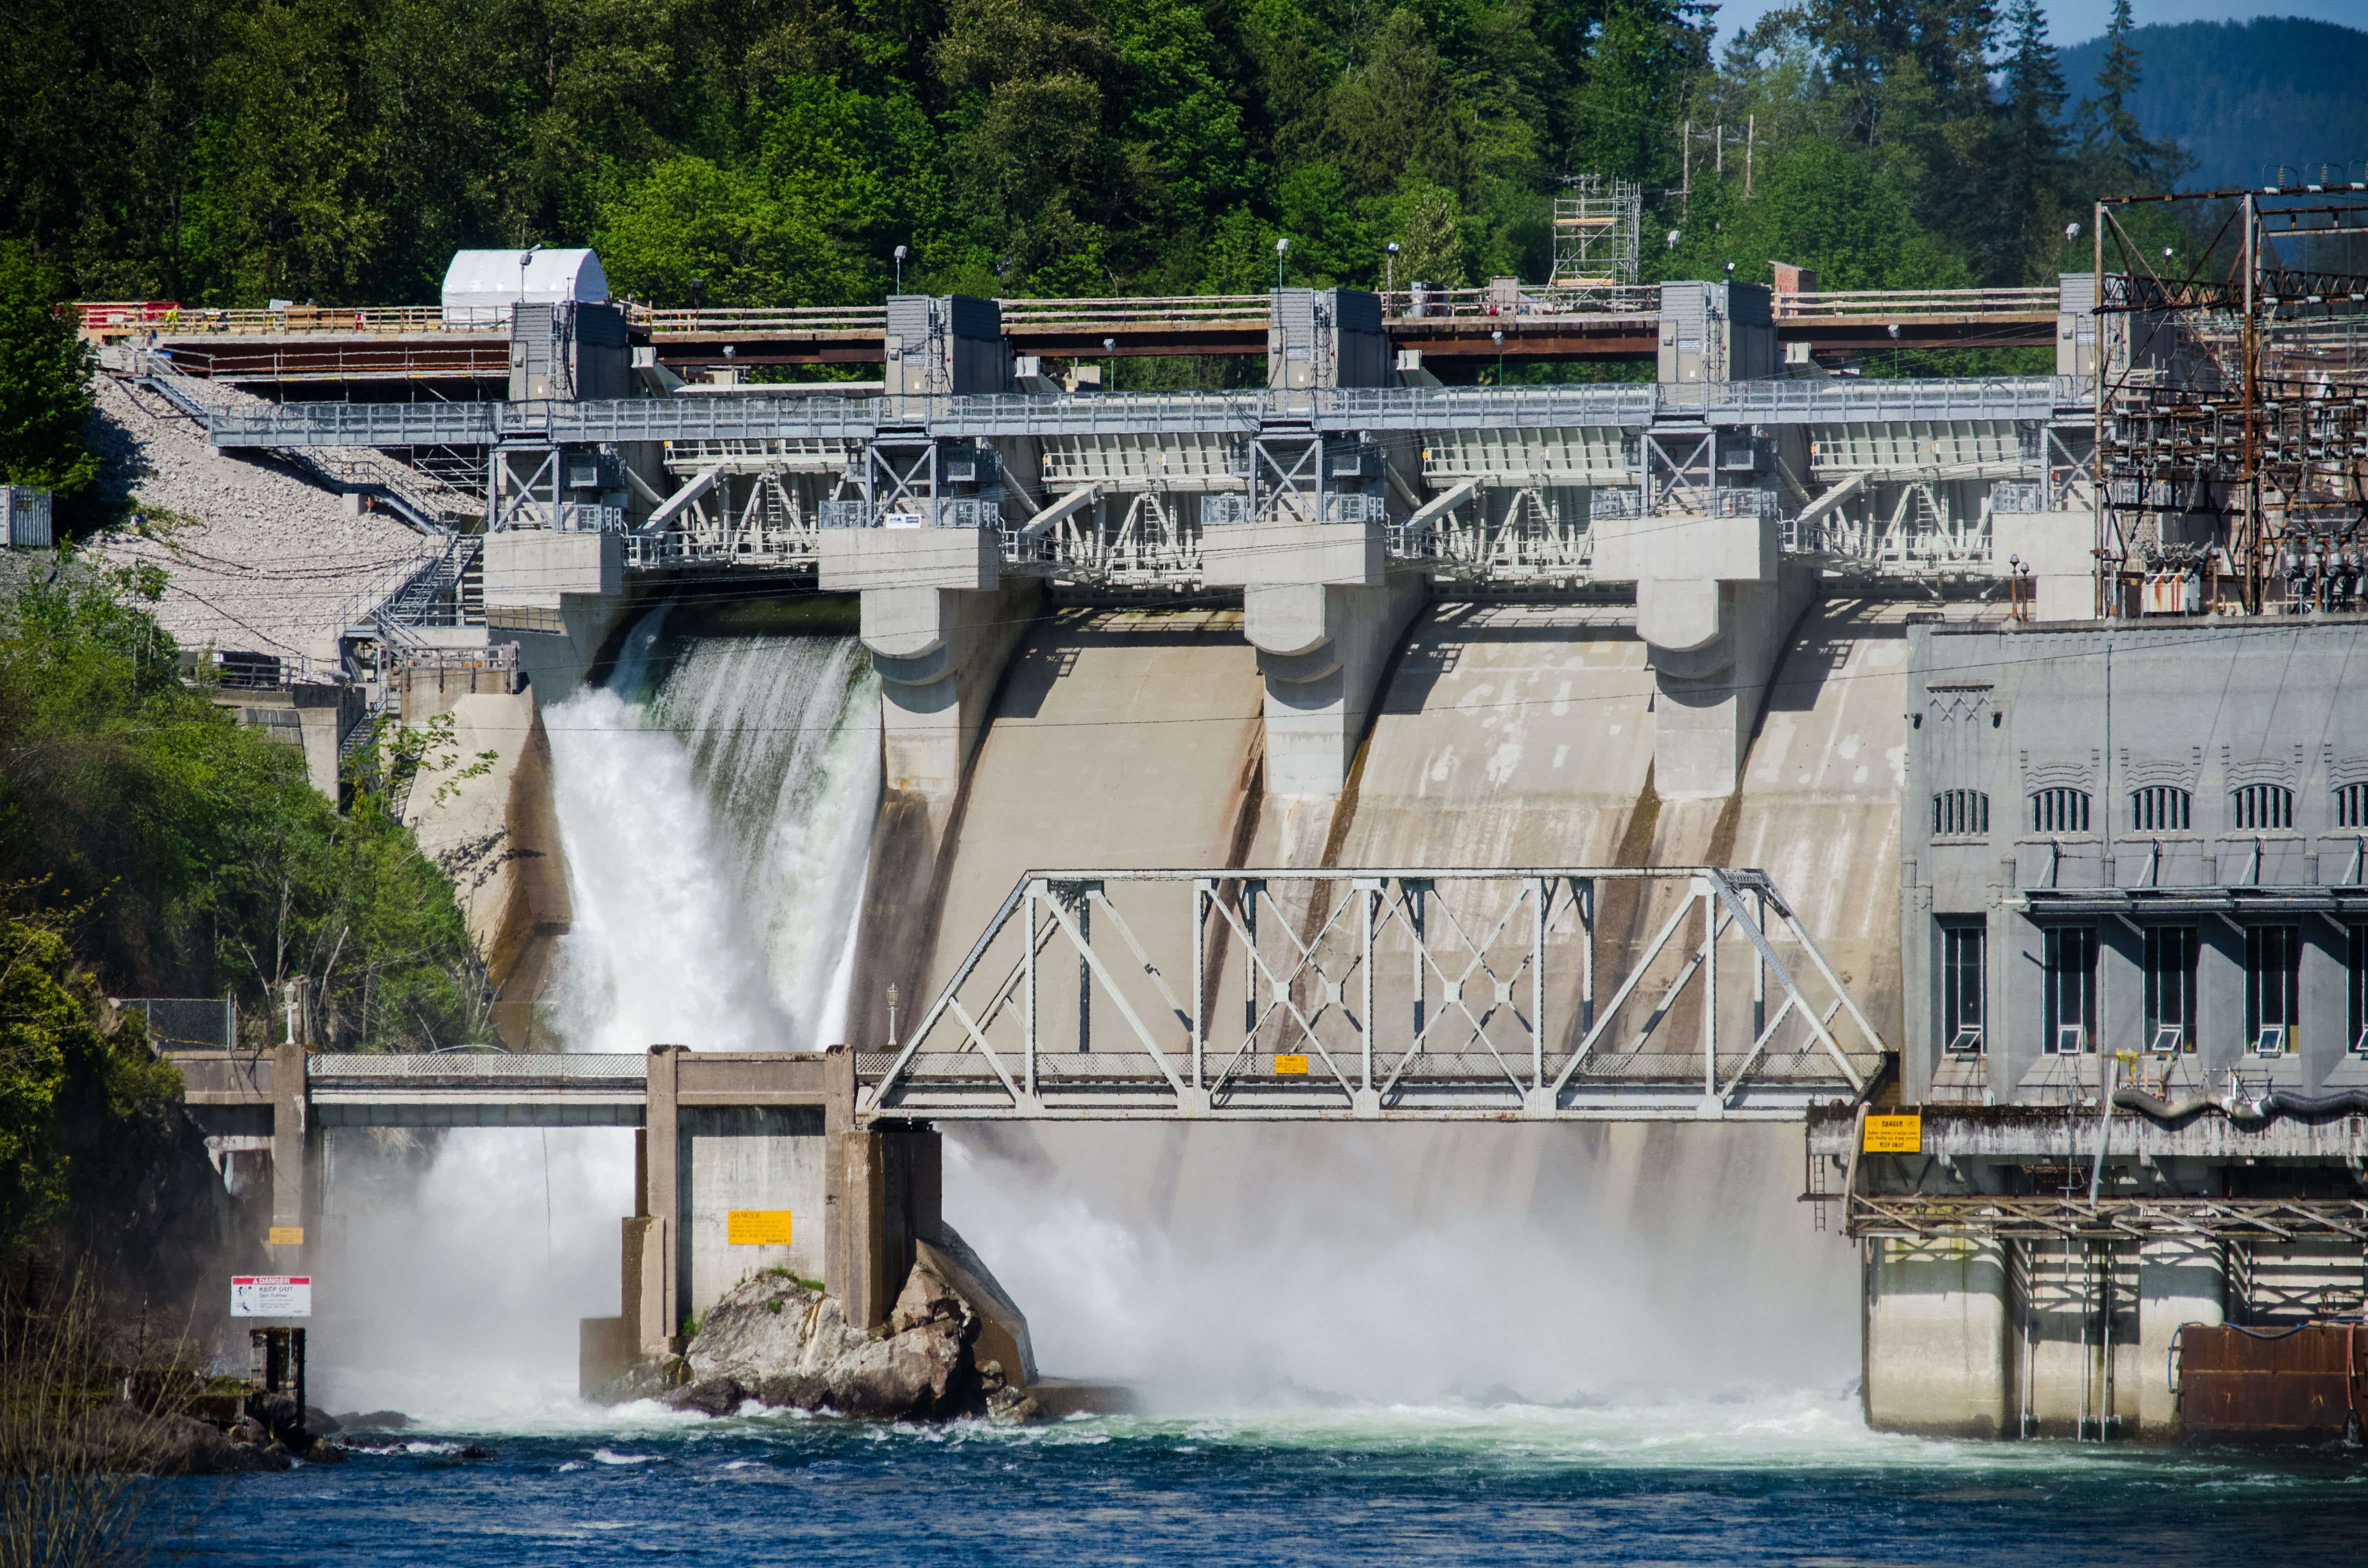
[860,866,1887,1122]
[1845,1192,2368,1242]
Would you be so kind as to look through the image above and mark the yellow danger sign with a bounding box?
[1862,1114,1922,1154]
[1273,1054,1309,1076]
[727,1210,794,1246]
[266,1226,304,1246]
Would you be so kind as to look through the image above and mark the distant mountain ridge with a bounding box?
[2056,16,2368,192]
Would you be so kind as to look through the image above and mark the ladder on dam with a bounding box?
[867,866,1887,1122]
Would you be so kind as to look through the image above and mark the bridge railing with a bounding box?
[864,866,1887,1122]
[998,295,1272,324]
[1778,288,2058,319]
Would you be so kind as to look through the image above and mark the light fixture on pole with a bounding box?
[517,243,541,316]
[894,244,908,292]
[1492,328,1505,387]
[1104,336,1116,393]
[1666,229,1681,252]
[1276,236,1290,291]
[1887,321,1900,378]
[1385,240,1400,300]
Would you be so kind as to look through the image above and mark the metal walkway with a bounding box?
[207,378,2086,451]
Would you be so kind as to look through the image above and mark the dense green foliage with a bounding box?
[0,0,2200,321]
[0,912,183,1270]
[0,566,488,1053]
[0,244,97,506]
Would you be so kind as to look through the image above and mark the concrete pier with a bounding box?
[1862,1238,2012,1439]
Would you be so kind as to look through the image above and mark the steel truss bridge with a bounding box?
[865,867,1886,1121]
[180,866,1885,1127]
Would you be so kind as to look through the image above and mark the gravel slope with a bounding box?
[85,374,437,669]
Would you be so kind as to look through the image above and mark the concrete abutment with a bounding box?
[582,1048,1029,1400]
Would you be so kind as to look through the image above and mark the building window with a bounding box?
[2128,786,2191,833]
[2143,926,2197,1052]
[2044,926,2097,1053]
[2030,788,2090,834]
[2337,782,2368,830]
[1940,918,1985,1052]
[2231,783,2293,831]
[2350,925,2366,1054]
[2245,924,2301,1054]
[1933,790,1989,838]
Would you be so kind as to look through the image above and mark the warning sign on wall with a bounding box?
[231,1276,312,1318]
[1862,1114,1922,1154]
[727,1210,794,1246]
[1273,1054,1309,1076]
[266,1226,304,1246]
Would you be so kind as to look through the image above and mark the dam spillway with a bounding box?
[143,245,2368,1448]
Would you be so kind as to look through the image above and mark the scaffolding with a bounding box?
[2092,184,2368,616]
[1549,176,1641,307]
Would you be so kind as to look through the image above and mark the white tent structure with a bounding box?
[441,248,610,326]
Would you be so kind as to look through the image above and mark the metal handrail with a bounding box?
[1780,288,2058,318]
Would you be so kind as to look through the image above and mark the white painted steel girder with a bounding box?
[863,866,1887,1122]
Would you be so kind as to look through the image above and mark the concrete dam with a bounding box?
[147,260,2368,1440]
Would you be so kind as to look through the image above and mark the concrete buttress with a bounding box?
[1201,522,1427,803]
[1863,1236,2013,1439]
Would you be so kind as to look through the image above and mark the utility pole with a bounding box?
[1746,114,1754,198]
[1681,121,1690,222]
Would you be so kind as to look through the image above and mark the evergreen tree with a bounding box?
[1987,0,2066,278]
[0,244,96,502]
[2073,0,2193,194]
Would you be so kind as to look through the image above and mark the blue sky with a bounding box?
[1710,0,2368,51]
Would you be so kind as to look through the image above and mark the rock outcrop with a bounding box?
[649,1252,994,1421]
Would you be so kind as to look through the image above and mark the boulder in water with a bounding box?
[662,1254,982,1421]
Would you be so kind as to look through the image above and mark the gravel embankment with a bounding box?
[84,375,438,670]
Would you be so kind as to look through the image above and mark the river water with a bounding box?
[157,1394,2366,1564]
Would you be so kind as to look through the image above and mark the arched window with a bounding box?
[2030,788,2090,834]
[2128,786,2191,832]
[2231,784,2293,831]
[2336,782,2368,830]
[1932,790,1989,837]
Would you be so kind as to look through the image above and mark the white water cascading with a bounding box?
[543,614,881,1053]
[318,618,882,1417]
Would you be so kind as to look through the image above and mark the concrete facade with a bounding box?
[1853,616,2368,1444]
[1900,618,2368,1103]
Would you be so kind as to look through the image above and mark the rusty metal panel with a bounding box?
[2179,1324,2365,1443]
